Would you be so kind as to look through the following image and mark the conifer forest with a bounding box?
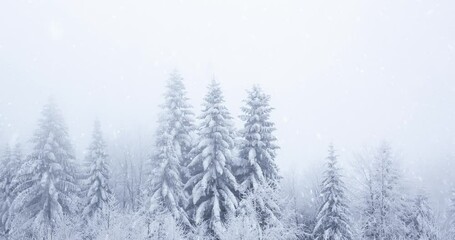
[1,1,454,239]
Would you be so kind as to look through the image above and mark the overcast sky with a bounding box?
[1,0,454,204]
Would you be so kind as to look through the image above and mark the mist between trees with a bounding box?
[0,71,454,240]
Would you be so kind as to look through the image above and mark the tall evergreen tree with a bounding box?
[82,121,112,219]
[361,143,407,240]
[236,85,281,229]
[147,131,190,227]
[10,100,79,239]
[236,85,279,187]
[146,71,194,228]
[407,194,438,240]
[185,80,238,238]
[163,70,196,180]
[0,144,23,236]
[313,144,353,240]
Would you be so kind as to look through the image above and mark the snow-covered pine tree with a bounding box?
[0,144,23,236]
[0,144,12,236]
[163,70,196,181]
[185,80,239,238]
[147,130,190,228]
[360,172,379,240]
[146,71,194,229]
[407,194,438,240]
[82,121,112,220]
[312,144,353,240]
[10,100,79,239]
[237,85,280,186]
[236,85,281,230]
[361,143,407,240]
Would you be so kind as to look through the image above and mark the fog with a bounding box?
[1,0,454,208]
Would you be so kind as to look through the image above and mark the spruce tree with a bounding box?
[236,85,281,229]
[0,144,23,235]
[146,71,194,228]
[361,143,407,240]
[147,131,190,227]
[237,85,279,187]
[163,70,196,180]
[0,144,23,236]
[361,174,379,240]
[82,121,112,219]
[313,144,353,240]
[407,194,438,240]
[185,80,238,238]
[10,100,79,239]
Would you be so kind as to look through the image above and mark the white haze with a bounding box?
[0,0,454,207]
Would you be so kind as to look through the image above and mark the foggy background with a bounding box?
[1,0,454,209]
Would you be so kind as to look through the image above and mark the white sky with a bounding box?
[1,0,454,204]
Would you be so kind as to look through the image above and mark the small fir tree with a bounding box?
[313,144,353,240]
[82,121,112,220]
